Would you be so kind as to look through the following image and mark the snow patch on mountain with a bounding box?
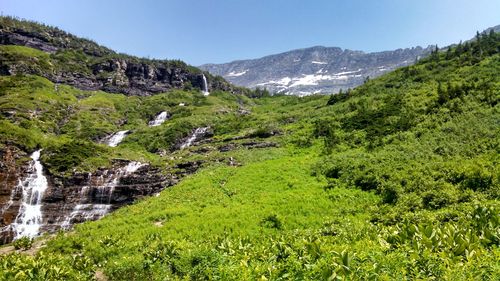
[288,72,361,87]
[333,69,363,76]
[200,45,434,96]
[257,77,292,87]
[227,70,248,77]
[256,70,364,90]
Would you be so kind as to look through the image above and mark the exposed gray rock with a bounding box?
[0,21,241,96]
[174,160,204,175]
[218,143,238,152]
[241,142,279,149]
[218,141,279,152]
[0,148,177,244]
[200,45,434,95]
[0,146,30,243]
[0,30,59,53]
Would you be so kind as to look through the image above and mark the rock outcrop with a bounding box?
[0,146,30,241]
[0,17,242,96]
[0,147,175,244]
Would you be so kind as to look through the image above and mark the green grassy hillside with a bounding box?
[0,31,499,280]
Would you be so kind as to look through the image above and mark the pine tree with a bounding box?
[431,45,439,61]
[437,82,449,105]
[445,47,452,59]
[455,40,463,56]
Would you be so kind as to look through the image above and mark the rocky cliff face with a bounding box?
[0,17,237,243]
[0,17,239,96]
[0,146,177,244]
[200,45,434,95]
[0,146,30,241]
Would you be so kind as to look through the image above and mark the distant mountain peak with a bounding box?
[200,45,433,95]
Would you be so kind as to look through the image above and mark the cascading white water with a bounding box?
[61,204,111,229]
[106,161,145,202]
[60,161,144,229]
[106,130,129,147]
[180,127,209,149]
[202,74,210,96]
[11,150,49,239]
[60,185,91,229]
[148,111,169,127]
[124,161,145,173]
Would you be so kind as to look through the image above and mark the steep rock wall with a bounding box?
[0,147,175,244]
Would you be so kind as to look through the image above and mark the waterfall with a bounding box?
[124,161,145,173]
[61,161,144,229]
[106,130,129,147]
[180,127,209,149]
[61,204,111,229]
[105,161,144,203]
[202,74,210,96]
[11,150,49,239]
[148,111,169,127]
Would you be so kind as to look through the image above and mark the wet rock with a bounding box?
[219,143,239,152]
[0,146,31,244]
[174,160,204,175]
[241,142,279,149]
[0,149,179,244]
[193,146,214,154]
[175,127,213,150]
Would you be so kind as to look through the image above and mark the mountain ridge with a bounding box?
[2,25,498,279]
[0,15,499,280]
[200,44,434,95]
[0,16,245,96]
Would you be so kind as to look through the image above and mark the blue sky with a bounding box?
[2,0,499,65]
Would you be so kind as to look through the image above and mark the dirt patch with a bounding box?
[0,236,51,256]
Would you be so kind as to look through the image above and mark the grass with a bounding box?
[79,148,334,238]
[40,146,381,280]
[0,25,499,280]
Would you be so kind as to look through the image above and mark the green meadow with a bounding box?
[1,29,499,280]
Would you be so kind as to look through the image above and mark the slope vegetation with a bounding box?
[0,29,499,280]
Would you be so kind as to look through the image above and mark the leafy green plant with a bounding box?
[261,214,283,230]
[13,236,33,250]
[0,18,498,280]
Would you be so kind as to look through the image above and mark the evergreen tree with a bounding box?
[431,45,439,61]
[445,47,452,59]
[437,82,449,105]
[455,40,463,56]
